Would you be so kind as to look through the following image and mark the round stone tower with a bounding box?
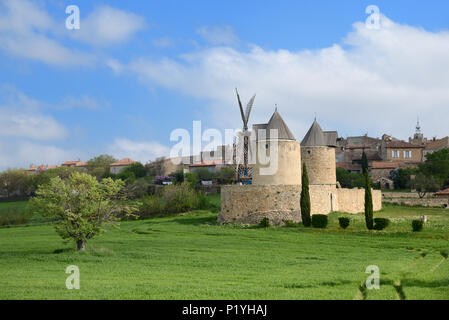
[252,110,301,185]
[300,119,336,186]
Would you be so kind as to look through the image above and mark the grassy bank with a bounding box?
[0,202,447,299]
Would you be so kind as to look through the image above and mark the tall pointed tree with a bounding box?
[364,171,374,230]
[361,151,369,174]
[300,162,311,227]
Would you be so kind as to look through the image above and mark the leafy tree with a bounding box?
[361,151,369,174]
[86,154,117,179]
[126,178,149,199]
[184,172,199,189]
[419,149,449,186]
[169,170,185,184]
[30,172,137,251]
[364,172,374,230]
[0,169,31,197]
[300,163,311,227]
[336,167,367,189]
[117,162,147,180]
[218,167,235,185]
[30,166,79,191]
[410,173,440,198]
[195,168,216,181]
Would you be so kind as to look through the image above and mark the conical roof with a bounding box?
[265,110,295,140]
[301,119,327,146]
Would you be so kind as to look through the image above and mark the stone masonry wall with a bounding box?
[219,185,383,225]
[336,188,382,213]
[219,185,301,225]
[309,184,337,214]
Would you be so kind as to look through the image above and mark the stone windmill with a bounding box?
[235,88,256,184]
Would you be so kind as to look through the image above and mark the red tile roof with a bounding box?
[110,158,136,166]
[189,160,224,167]
[62,161,79,165]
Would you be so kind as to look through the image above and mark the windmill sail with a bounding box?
[235,88,247,130]
[234,89,256,184]
[244,94,256,123]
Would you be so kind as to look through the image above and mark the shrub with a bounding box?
[139,183,212,217]
[283,220,298,227]
[195,191,209,210]
[140,195,165,217]
[412,220,424,232]
[373,218,390,230]
[126,178,149,199]
[338,217,350,229]
[160,183,197,213]
[259,217,270,228]
[311,214,328,228]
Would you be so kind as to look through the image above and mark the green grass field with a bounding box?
[0,199,448,300]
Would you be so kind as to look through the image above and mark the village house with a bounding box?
[423,137,449,156]
[27,164,60,174]
[188,160,227,174]
[61,160,88,169]
[110,158,136,174]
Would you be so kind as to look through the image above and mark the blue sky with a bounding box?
[1,0,449,169]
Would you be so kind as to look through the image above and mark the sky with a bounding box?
[1,0,449,170]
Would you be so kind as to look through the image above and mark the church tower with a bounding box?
[409,118,424,145]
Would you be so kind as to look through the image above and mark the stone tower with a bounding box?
[300,119,337,186]
[252,109,302,185]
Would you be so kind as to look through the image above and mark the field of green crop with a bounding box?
[0,200,448,300]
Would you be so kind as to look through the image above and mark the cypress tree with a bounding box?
[300,162,311,227]
[364,171,374,230]
[361,151,368,174]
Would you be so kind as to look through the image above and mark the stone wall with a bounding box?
[336,188,382,213]
[309,184,337,214]
[382,192,434,199]
[219,185,383,225]
[219,184,301,225]
[382,192,449,207]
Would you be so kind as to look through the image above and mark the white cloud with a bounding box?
[0,86,85,170]
[61,95,108,110]
[109,138,169,164]
[0,140,79,170]
[0,1,145,66]
[70,5,145,46]
[197,25,238,45]
[124,15,449,140]
[106,58,124,74]
[152,36,174,48]
[0,0,95,66]
[0,86,67,140]
[0,109,67,140]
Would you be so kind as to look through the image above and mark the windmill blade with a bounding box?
[244,94,256,122]
[235,88,247,128]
